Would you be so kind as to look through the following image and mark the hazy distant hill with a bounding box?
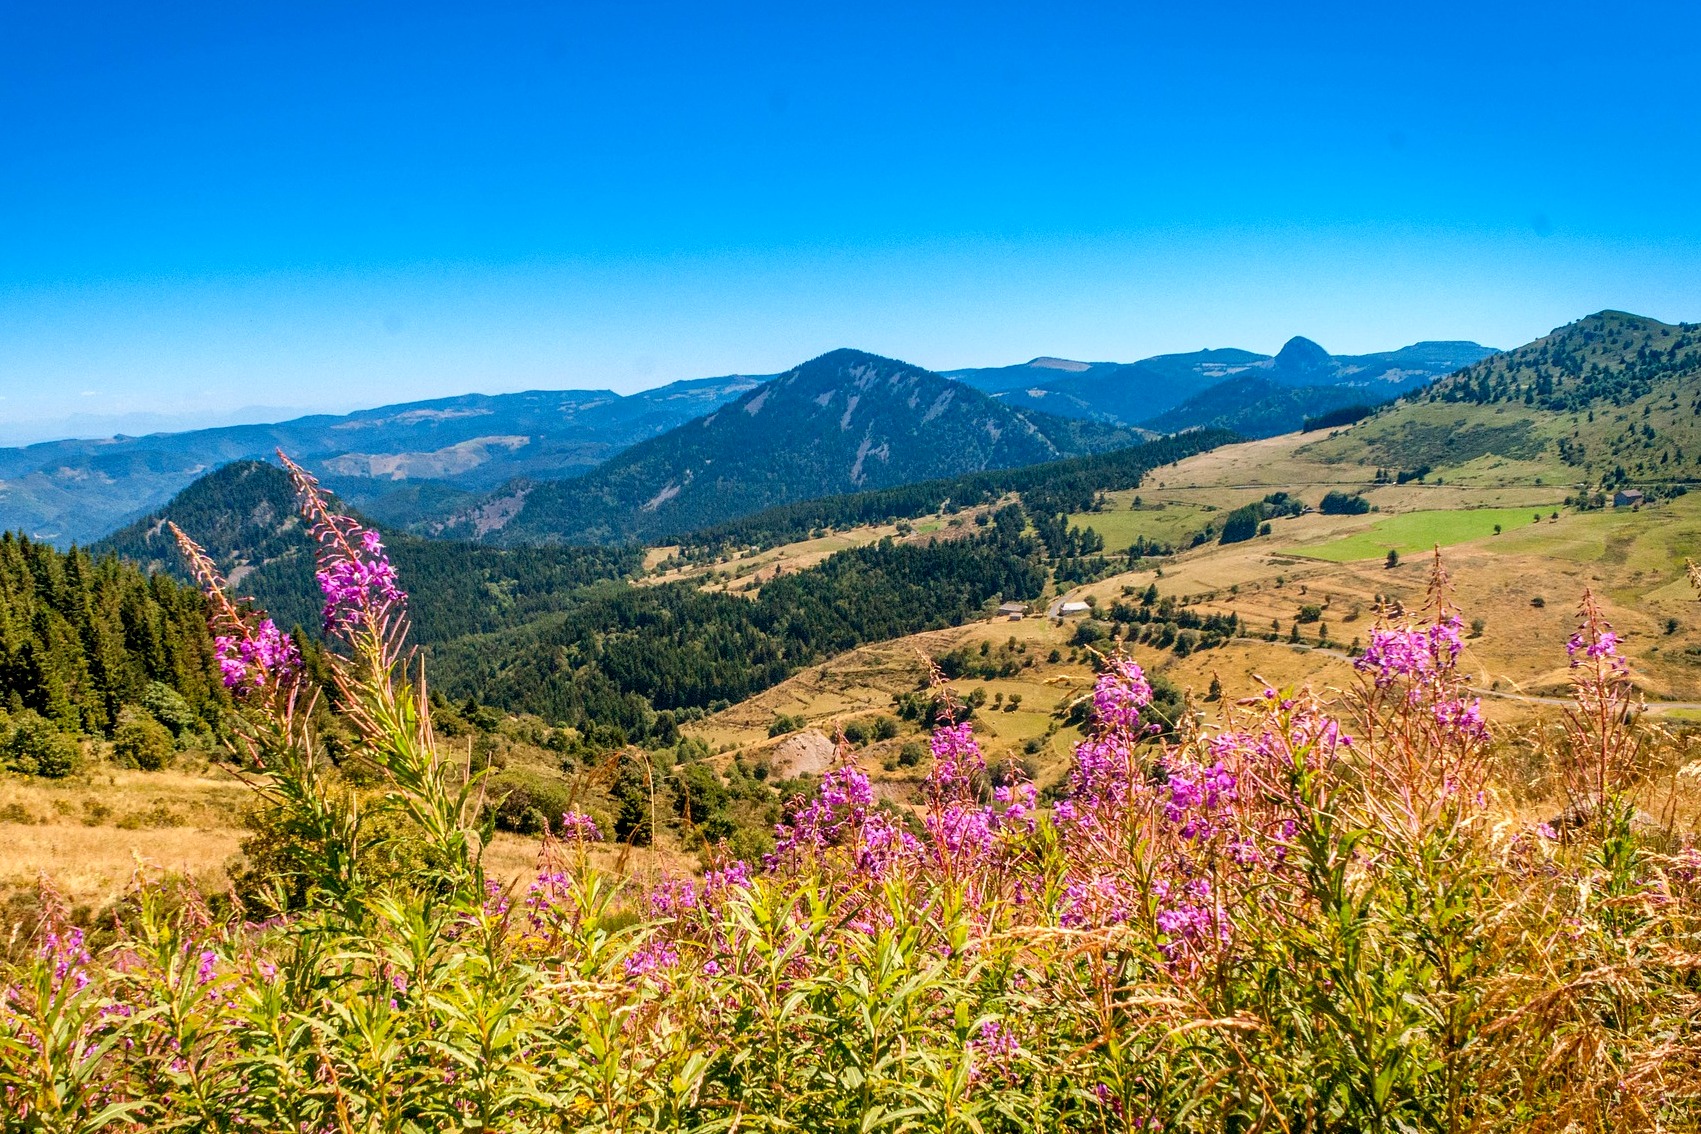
[1306,311,1701,490]
[949,339,1495,436]
[0,375,764,546]
[455,348,1142,545]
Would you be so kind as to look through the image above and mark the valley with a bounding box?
[6,309,1701,907]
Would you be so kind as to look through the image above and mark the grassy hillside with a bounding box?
[1303,311,1701,494]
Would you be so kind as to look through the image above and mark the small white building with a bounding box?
[1058,601,1092,617]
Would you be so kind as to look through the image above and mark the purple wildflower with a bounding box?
[1093,656,1152,733]
[1433,697,1489,742]
[558,810,602,842]
[623,940,679,980]
[213,619,301,694]
[316,532,406,633]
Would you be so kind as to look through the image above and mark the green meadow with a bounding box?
[1293,506,1561,562]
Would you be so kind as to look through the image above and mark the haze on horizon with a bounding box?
[1,0,1697,442]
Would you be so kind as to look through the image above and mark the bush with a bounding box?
[0,710,81,778]
[1219,504,1261,544]
[113,709,175,771]
[1072,620,1109,646]
[768,713,806,737]
[141,681,201,736]
[488,767,582,836]
[1319,491,1371,515]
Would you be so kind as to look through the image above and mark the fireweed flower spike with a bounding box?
[168,522,302,702]
[276,452,408,646]
[276,451,485,895]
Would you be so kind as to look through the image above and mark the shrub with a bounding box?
[1218,504,1261,544]
[1319,490,1371,515]
[768,713,806,737]
[140,681,201,736]
[112,709,175,771]
[487,767,581,836]
[1072,619,1109,646]
[0,710,80,778]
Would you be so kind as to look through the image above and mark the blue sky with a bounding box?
[2,1,1698,438]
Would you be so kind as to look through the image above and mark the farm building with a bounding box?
[996,602,1029,619]
[1058,601,1092,616]
[1613,489,1645,508]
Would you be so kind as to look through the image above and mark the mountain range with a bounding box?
[437,348,1141,546]
[0,333,1493,546]
[946,338,1495,430]
[0,374,764,544]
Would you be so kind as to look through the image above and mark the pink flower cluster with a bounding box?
[41,927,91,992]
[623,940,679,980]
[649,860,753,917]
[768,765,878,864]
[1566,619,1629,679]
[1093,656,1152,733]
[1355,616,1464,688]
[925,722,985,799]
[558,810,602,842]
[1433,696,1488,742]
[317,529,406,632]
[214,618,300,693]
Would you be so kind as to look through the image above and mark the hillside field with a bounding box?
[15,389,1701,908]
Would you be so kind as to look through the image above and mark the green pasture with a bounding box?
[1065,496,1217,551]
[1293,507,1560,562]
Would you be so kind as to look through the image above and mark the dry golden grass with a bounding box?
[0,767,252,904]
[0,824,244,905]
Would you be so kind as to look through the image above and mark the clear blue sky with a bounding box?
[2,1,1698,435]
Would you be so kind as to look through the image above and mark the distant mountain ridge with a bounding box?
[0,375,765,545]
[1,332,1492,547]
[947,338,1496,436]
[452,348,1143,546]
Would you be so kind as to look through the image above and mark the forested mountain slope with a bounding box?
[458,349,1141,546]
[97,461,641,642]
[0,534,227,738]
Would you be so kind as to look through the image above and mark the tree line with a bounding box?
[426,522,1046,743]
[0,533,228,771]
